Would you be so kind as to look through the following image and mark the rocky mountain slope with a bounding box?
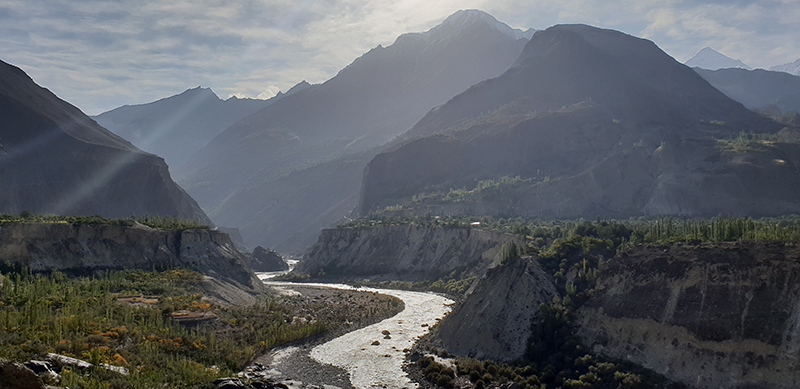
[182,10,535,250]
[93,84,308,169]
[0,59,210,223]
[695,67,800,114]
[685,47,751,70]
[0,222,257,288]
[359,25,790,219]
[578,242,800,388]
[293,224,521,281]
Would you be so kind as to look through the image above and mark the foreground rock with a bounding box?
[0,358,49,389]
[0,222,260,289]
[433,256,556,361]
[578,242,800,389]
[294,225,521,281]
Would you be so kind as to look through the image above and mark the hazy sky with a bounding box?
[1,0,798,115]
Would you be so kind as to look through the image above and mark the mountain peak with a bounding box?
[284,80,311,96]
[685,47,751,70]
[431,9,535,41]
[180,86,219,99]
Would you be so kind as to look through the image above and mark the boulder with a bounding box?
[250,246,288,272]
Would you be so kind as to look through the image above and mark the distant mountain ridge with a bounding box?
[360,25,793,219]
[770,58,800,76]
[0,59,210,223]
[93,82,309,169]
[179,10,536,250]
[685,47,751,70]
[695,67,800,114]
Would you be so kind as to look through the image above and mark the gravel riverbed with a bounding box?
[251,282,453,389]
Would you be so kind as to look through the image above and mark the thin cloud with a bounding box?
[1,0,797,115]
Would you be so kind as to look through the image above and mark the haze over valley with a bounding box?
[3,3,800,389]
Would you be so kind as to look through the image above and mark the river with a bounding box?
[258,272,453,389]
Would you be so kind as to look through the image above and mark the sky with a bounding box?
[1,0,798,115]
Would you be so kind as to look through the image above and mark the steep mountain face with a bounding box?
[294,225,521,281]
[770,58,800,76]
[695,68,800,113]
[359,25,789,219]
[578,242,800,388]
[685,47,751,70]
[177,10,533,212]
[93,83,308,169]
[0,60,210,223]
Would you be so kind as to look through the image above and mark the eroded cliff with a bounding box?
[0,222,256,288]
[294,225,521,281]
[578,242,800,389]
[433,256,557,361]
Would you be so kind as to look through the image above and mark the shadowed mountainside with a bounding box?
[0,59,210,223]
[359,24,790,219]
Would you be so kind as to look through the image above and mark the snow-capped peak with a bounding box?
[685,47,751,70]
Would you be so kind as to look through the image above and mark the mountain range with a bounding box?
[359,24,795,219]
[175,10,537,251]
[93,82,309,169]
[0,59,210,223]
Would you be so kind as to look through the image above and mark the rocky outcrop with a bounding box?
[434,256,557,361]
[250,246,288,272]
[0,222,257,287]
[0,358,47,389]
[577,242,800,389]
[294,225,521,281]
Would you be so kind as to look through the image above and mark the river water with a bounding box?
[259,272,453,389]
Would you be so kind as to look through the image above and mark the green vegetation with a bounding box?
[377,176,550,213]
[0,267,325,388]
[0,212,209,230]
[406,176,544,206]
[351,270,478,299]
[716,131,779,152]
[418,352,675,389]
[343,214,800,246]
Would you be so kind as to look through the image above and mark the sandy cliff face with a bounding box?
[0,222,255,287]
[434,256,557,361]
[295,225,521,281]
[578,242,800,389]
